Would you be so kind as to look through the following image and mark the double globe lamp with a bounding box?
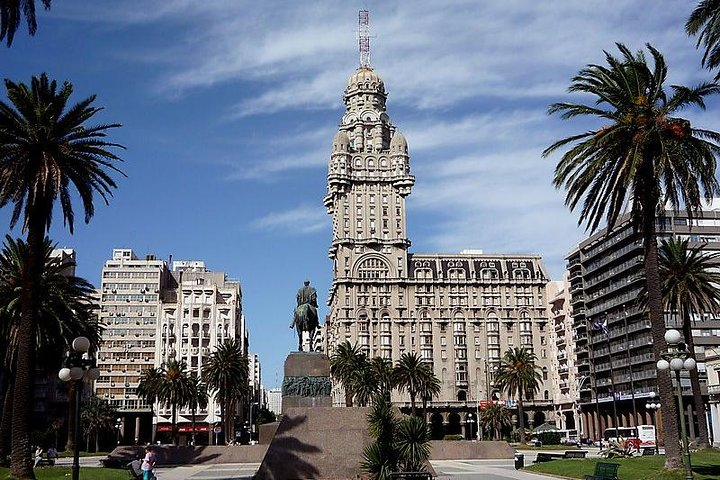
[58,336,101,480]
[656,328,695,480]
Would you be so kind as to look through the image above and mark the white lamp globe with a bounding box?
[69,367,84,380]
[58,367,72,382]
[648,392,656,399]
[670,358,685,371]
[85,367,101,381]
[657,359,670,371]
[665,329,682,345]
[648,403,655,409]
[72,336,90,353]
[684,358,697,371]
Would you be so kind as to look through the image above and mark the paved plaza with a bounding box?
[142,458,561,480]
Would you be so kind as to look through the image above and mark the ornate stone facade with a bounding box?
[324,66,555,437]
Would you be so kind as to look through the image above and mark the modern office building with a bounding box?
[95,250,246,445]
[267,388,282,417]
[323,62,555,438]
[567,209,720,442]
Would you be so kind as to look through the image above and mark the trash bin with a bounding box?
[514,453,524,470]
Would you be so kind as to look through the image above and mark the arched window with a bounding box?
[357,257,390,279]
[480,268,499,280]
[457,390,467,401]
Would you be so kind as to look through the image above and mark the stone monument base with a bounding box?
[254,406,372,480]
[282,351,332,411]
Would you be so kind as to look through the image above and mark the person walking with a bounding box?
[141,446,156,480]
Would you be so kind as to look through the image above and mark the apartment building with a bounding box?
[568,209,720,442]
[96,251,246,445]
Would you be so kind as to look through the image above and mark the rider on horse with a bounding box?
[291,280,319,351]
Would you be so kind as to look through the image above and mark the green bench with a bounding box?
[584,462,620,480]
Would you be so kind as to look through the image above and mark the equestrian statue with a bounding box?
[290,280,319,351]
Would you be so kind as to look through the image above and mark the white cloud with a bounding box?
[250,204,328,235]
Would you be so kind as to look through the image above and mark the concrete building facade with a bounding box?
[323,65,555,438]
[567,210,720,442]
[96,250,246,444]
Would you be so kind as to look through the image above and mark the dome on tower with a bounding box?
[390,131,408,155]
[333,131,350,152]
[345,67,386,97]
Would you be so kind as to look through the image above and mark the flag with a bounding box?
[592,319,608,336]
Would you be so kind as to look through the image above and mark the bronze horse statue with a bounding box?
[290,280,319,351]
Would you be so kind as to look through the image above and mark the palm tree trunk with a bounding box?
[0,376,14,461]
[191,405,196,446]
[642,215,683,469]
[344,390,353,407]
[681,311,709,448]
[517,396,526,445]
[65,381,77,451]
[172,397,177,446]
[95,435,99,453]
[11,216,44,480]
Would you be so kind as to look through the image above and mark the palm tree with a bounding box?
[80,396,116,452]
[394,415,431,473]
[657,237,720,448]
[369,356,395,400]
[186,372,208,447]
[417,370,441,420]
[543,43,720,468]
[156,360,191,446]
[687,0,720,80]
[480,403,511,440]
[329,341,366,407]
[361,394,398,480]
[0,235,100,455]
[0,73,123,478]
[393,352,436,416]
[136,367,163,444]
[0,0,51,47]
[494,348,541,445]
[202,339,248,443]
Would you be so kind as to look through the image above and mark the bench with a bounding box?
[564,450,588,459]
[534,452,565,463]
[584,462,620,480]
[389,472,432,480]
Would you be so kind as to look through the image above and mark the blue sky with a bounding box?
[1,1,717,388]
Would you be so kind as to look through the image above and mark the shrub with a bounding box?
[537,432,562,445]
[443,434,463,441]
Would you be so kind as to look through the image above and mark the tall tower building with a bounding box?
[96,249,168,443]
[324,22,554,438]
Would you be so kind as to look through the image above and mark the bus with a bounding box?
[602,425,656,450]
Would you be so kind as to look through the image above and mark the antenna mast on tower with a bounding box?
[358,9,371,68]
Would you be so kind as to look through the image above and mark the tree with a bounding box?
[494,348,541,445]
[0,73,123,478]
[186,372,208,447]
[480,403,511,440]
[0,0,51,47]
[0,235,100,455]
[657,237,720,448]
[136,367,163,444]
[80,397,116,452]
[543,43,720,468]
[417,369,441,421]
[156,360,191,446]
[329,341,366,407]
[360,394,431,480]
[202,339,248,443]
[369,356,395,401]
[393,352,437,416]
[687,0,720,80]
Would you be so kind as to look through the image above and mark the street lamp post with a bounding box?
[58,337,100,480]
[645,392,660,455]
[115,418,122,445]
[657,328,696,480]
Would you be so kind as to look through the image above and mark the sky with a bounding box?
[1,1,718,388]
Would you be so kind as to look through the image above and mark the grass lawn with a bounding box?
[0,467,127,480]
[519,445,579,451]
[525,449,720,480]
